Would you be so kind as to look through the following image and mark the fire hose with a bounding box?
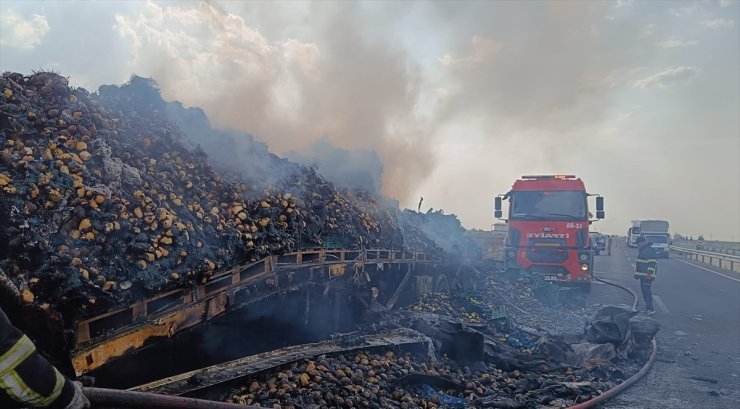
[83,387,262,409]
[565,276,659,409]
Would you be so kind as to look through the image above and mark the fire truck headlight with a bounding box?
[580,263,589,271]
[507,250,516,259]
[579,253,588,261]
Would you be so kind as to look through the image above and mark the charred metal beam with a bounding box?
[130,329,432,399]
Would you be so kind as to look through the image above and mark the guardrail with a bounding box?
[669,246,740,273]
[672,241,740,256]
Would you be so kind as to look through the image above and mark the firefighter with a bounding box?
[0,307,90,409]
[634,236,658,315]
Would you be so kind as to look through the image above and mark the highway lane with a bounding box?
[588,241,740,408]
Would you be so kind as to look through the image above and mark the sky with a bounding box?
[1,0,738,240]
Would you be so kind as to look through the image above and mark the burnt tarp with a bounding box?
[584,305,636,345]
[629,315,660,347]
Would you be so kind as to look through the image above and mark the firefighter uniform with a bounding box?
[635,238,658,313]
[0,308,88,408]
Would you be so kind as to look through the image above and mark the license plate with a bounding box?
[544,275,559,281]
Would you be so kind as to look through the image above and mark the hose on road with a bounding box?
[567,338,657,409]
[565,276,658,409]
[593,276,639,310]
[83,387,262,409]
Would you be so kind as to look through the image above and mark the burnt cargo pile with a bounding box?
[0,72,465,323]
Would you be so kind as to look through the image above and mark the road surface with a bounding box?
[588,240,740,408]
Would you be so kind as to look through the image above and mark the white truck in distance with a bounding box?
[638,220,670,258]
[627,220,641,248]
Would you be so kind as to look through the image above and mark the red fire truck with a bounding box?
[494,175,604,290]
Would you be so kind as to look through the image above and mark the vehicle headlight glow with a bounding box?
[580,263,589,271]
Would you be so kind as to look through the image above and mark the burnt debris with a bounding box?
[0,72,470,328]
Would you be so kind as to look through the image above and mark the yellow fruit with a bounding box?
[48,189,61,202]
[22,289,34,303]
[79,218,91,231]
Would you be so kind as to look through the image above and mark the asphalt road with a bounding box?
[587,240,740,408]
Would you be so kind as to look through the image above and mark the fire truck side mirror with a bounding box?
[494,197,502,219]
[595,197,604,219]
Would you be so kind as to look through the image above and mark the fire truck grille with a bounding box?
[526,239,568,263]
[528,265,568,275]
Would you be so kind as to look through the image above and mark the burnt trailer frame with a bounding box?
[70,248,441,376]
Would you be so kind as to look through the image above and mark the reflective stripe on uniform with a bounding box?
[0,335,35,375]
[0,335,66,407]
[0,367,65,407]
[636,258,657,275]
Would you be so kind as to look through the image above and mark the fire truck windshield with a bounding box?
[509,191,587,220]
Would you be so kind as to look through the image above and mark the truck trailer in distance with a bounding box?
[627,220,641,248]
[638,220,670,258]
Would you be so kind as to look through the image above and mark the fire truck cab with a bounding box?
[494,175,604,290]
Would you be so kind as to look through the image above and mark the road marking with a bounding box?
[671,258,740,283]
[653,295,671,315]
